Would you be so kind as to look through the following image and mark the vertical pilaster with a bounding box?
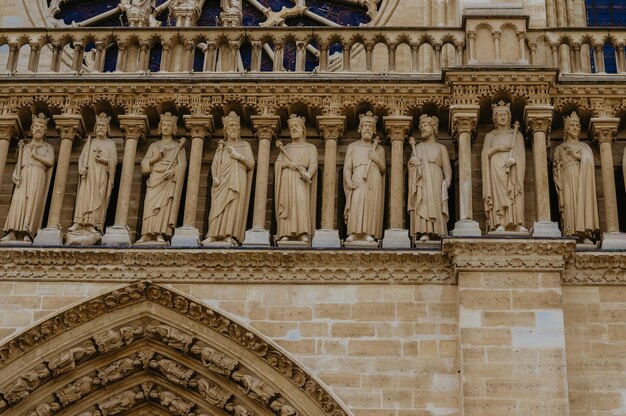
[524,105,560,237]
[312,115,345,248]
[444,238,574,416]
[34,115,85,246]
[382,116,412,248]
[450,105,481,236]
[242,115,280,246]
[0,116,22,193]
[171,115,214,247]
[102,115,148,246]
[590,118,626,248]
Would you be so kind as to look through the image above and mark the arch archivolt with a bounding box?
[0,282,349,416]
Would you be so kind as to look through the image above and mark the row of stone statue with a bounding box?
[0,103,609,246]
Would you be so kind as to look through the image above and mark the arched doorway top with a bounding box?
[0,282,350,416]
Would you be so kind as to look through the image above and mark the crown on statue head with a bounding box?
[222,111,240,126]
[96,112,111,125]
[31,113,49,127]
[287,113,306,128]
[160,112,178,125]
[491,100,511,114]
[419,114,439,128]
[359,111,378,124]
[563,111,580,127]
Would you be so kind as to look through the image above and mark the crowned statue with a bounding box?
[481,101,527,233]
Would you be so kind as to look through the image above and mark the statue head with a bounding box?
[94,113,112,138]
[287,114,306,141]
[31,113,49,140]
[419,114,439,140]
[491,101,512,127]
[358,111,378,142]
[563,112,581,141]
[158,112,178,136]
[222,111,241,141]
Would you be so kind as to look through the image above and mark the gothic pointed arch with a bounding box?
[0,282,350,416]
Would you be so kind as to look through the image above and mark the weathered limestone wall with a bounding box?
[0,282,460,416]
[563,286,626,416]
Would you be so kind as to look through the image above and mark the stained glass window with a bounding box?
[586,0,626,73]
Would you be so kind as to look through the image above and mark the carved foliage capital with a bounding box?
[317,116,345,141]
[0,116,21,142]
[526,115,553,136]
[383,116,412,142]
[251,115,280,142]
[119,115,149,141]
[591,118,619,145]
[183,115,214,140]
[53,115,85,142]
[451,114,477,141]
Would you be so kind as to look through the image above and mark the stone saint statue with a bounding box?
[274,114,318,244]
[481,101,527,233]
[553,112,599,243]
[67,113,117,245]
[407,114,452,242]
[343,111,385,244]
[1,114,54,244]
[137,113,187,244]
[202,112,254,246]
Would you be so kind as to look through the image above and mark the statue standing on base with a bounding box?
[67,113,117,245]
[274,114,318,244]
[202,112,254,246]
[553,112,599,243]
[481,101,527,233]
[407,115,452,242]
[1,114,54,244]
[343,111,385,244]
[136,113,187,244]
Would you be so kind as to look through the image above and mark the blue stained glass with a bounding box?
[53,0,119,26]
[586,0,626,26]
[103,44,119,72]
[604,44,617,73]
[193,48,205,71]
[240,43,252,71]
[261,47,273,71]
[149,44,162,72]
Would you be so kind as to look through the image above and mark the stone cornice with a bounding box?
[442,238,577,272]
[524,105,554,140]
[563,252,626,285]
[118,114,149,141]
[183,114,215,140]
[383,115,413,143]
[52,114,85,142]
[317,116,346,141]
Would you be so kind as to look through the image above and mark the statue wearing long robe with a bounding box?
[206,141,254,244]
[140,139,186,239]
[343,140,385,239]
[274,142,318,240]
[553,140,598,236]
[72,136,117,232]
[481,126,526,231]
[3,140,54,240]
[408,141,451,237]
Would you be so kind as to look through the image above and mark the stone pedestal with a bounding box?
[532,220,562,237]
[243,228,272,247]
[170,226,201,247]
[311,229,342,248]
[32,227,64,246]
[451,219,482,237]
[101,225,133,247]
[601,232,626,249]
[381,228,411,248]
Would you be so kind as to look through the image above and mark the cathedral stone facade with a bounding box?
[0,0,625,415]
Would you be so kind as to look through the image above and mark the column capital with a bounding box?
[118,114,149,141]
[383,115,412,142]
[449,105,479,142]
[53,114,85,142]
[524,105,554,139]
[251,115,280,142]
[183,114,214,140]
[590,117,620,145]
[317,115,345,141]
[0,115,22,142]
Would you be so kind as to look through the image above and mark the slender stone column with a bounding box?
[524,105,561,237]
[34,115,85,245]
[242,115,280,246]
[171,115,214,247]
[382,115,412,248]
[0,116,22,193]
[590,118,626,248]
[450,105,481,236]
[312,115,345,248]
[102,115,148,246]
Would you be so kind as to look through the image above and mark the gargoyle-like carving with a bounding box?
[231,371,277,404]
[97,390,144,415]
[47,341,97,376]
[97,356,141,385]
[189,377,231,408]
[0,363,50,404]
[149,389,194,415]
[56,375,99,407]
[191,344,238,375]
[149,358,194,386]
[94,326,144,354]
[146,322,194,353]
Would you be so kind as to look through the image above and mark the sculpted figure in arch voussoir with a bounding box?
[67,113,118,245]
[343,111,385,244]
[481,101,527,233]
[553,112,599,243]
[1,114,54,244]
[137,112,187,245]
[407,114,452,242]
[203,111,254,246]
[274,114,318,244]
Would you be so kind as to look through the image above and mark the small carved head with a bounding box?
[358,111,378,140]
[222,111,241,140]
[563,111,581,140]
[419,114,439,139]
[158,112,178,136]
[31,113,49,139]
[95,113,112,137]
[287,114,306,141]
[491,100,511,126]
